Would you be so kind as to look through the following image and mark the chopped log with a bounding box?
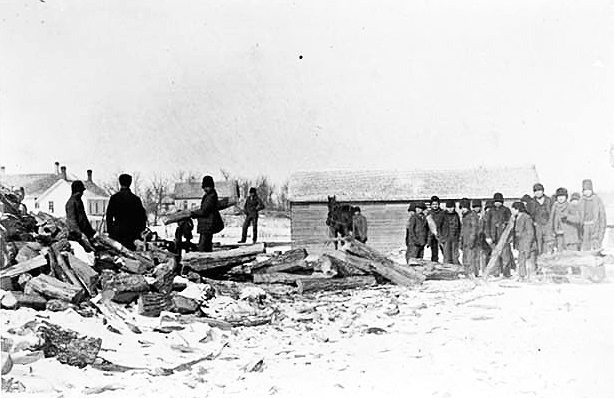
[138,292,166,317]
[182,243,265,272]
[152,260,176,295]
[340,239,424,286]
[0,254,47,280]
[3,292,47,310]
[169,293,199,314]
[26,274,84,304]
[251,248,308,273]
[252,272,316,285]
[94,235,154,270]
[65,253,99,296]
[258,259,314,274]
[120,258,148,274]
[537,252,608,283]
[297,275,377,294]
[405,258,466,280]
[46,299,75,312]
[16,273,32,290]
[37,321,102,368]
[100,272,149,304]
[53,249,81,288]
[15,243,42,263]
[321,252,369,276]
[164,197,237,225]
[483,216,514,278]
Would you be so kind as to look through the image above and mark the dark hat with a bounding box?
[118,173,132,187]
[445,199,456,208]
[71,180,86,193]
[570,192,581,201]
[249,187,257,194]
[555,187,568,197]
[533,183,544,192]
[430,195,440,203]
[459,198,471,209]
[471,199,482,208]
[201,176,215,188]
[493,192,504,203]
[512,201,526,212]
[354,206,361,212]
[485,199,494,209]
[408,203,416,212]
[582,179,593,191]
[415,202,426,210]
[521,194,532,203]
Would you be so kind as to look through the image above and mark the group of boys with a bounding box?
[405,179,607,280]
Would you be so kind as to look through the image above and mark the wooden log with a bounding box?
[483,217,514,278]
[3,291,47,310]
[321,252,368,276]
[100,272,149,304]
[257,259,313,274]
[138,292,166,317]
[0,254,47,280]
[169,293,199,314]
[37,321,102,368]
[340,239,424,286]
[251,248,308,273]
[297,275,377,294]
[53,249,81,288]
[182,243,265,272]
[152,260,176,295]
[94,235,154,270]
[120,258,148,274]
[164,197,237,225]
[252,272,316,285]
[405,258,466,280]
[26,274,84,304]
[65,253,99,296]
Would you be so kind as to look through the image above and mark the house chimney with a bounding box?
[54,161,60,175]
[60,166,67,180]
[87,169,93,182]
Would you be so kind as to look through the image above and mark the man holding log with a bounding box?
[191,176,224,252]
[65,181,97,251]
[427,196,445,262]
[484,193,513,277]
[105,174,147,251]
[460,198,480,277]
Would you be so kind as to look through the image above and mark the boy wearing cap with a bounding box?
[578,179,607,251]
[352,206,368,244]
[439,199,461,264]
[239,187,265,243]
[484,193,513,277]
[527,183,553,256]
[511,202,535,281]
[460,198,480,277]
[191,176,224,252]
[427,196,445,262]
[549,187,581,251]
[406,202,428,262]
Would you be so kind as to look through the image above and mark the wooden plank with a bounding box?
[182,243,264,272]
[321,252,368,276]
[258,259,313,274]
[65,253,99,296]
[26,274,84,304]
[54,250,81,288]
[252,272,316,285]
[251,248,308,273]
[0,255,47,280]
[296,275,377,294]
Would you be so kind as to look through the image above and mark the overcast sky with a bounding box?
[1,0,613,194]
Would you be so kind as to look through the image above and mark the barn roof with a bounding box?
[173,180,240,199]
[288,165,539,202]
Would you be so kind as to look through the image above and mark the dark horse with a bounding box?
[326,196,354,249]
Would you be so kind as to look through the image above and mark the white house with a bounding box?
[0,162,109,232]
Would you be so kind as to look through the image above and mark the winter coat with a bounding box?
[352,214,368,242]
[439,211,461,243]
[578,194,607,242]
[429,208,445,239]
[106,188,147,248]
[484,205,512,243]
[65,194,95,238]
[407,213,429,246]
[192,189,224,234]
[549,201,581,244]
[527,196,553,226]
[460,211,480,249]
[244,195,265,217]
[513,212,535,253]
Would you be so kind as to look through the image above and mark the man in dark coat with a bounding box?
[439,199,461,264]
[484,192,513,277]
[352,206,368,243]
[460,198,480,277]
[578,179,607,251]
[191,176,224,252]
[427,195,445,262]
[65,180,96,250]
[406,202,428,262]
[512,201,535,281]
[105,174,147,251]
[527,183,553,256]
[240,187,265,243]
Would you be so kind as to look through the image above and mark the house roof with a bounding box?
[288,165,540,202]
[0,173,108,198]
[173,180,239,199]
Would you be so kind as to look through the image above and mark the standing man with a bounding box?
[239,187,265,243]
[460,198,480,277]
[191,176,224,252]
[427,196,445,262]
[352,206,368,243]
[578,179,607,251]
[406,202,428,261]
[511,202,535,281]
[485,193,513,277]
[527,183,553,256]
[106,174,147,251]
[439,199,461,264]
[65,181,96,251]
[549,187,581,251]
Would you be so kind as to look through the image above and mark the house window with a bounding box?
[183,201,188,210]
[48,201,54,213]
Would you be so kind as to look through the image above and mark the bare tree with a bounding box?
[143,174,171,226]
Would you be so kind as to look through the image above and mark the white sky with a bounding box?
[1,0,613,194]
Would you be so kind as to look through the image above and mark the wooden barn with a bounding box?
[288,165,540,255]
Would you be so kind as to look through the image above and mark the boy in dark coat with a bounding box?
[427,196,445,262]
[439,199,461,264]
[191,176,224,252]
[105,174,147,251]
[406,202,428,262]
[352,206,368,243]
[240,187,265,243]
[460,198,480,277]
[549,187,581,251]
[65,180,96,250]
[512,201,535,280]
[527,183,553,256]
[484,193,513,277]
